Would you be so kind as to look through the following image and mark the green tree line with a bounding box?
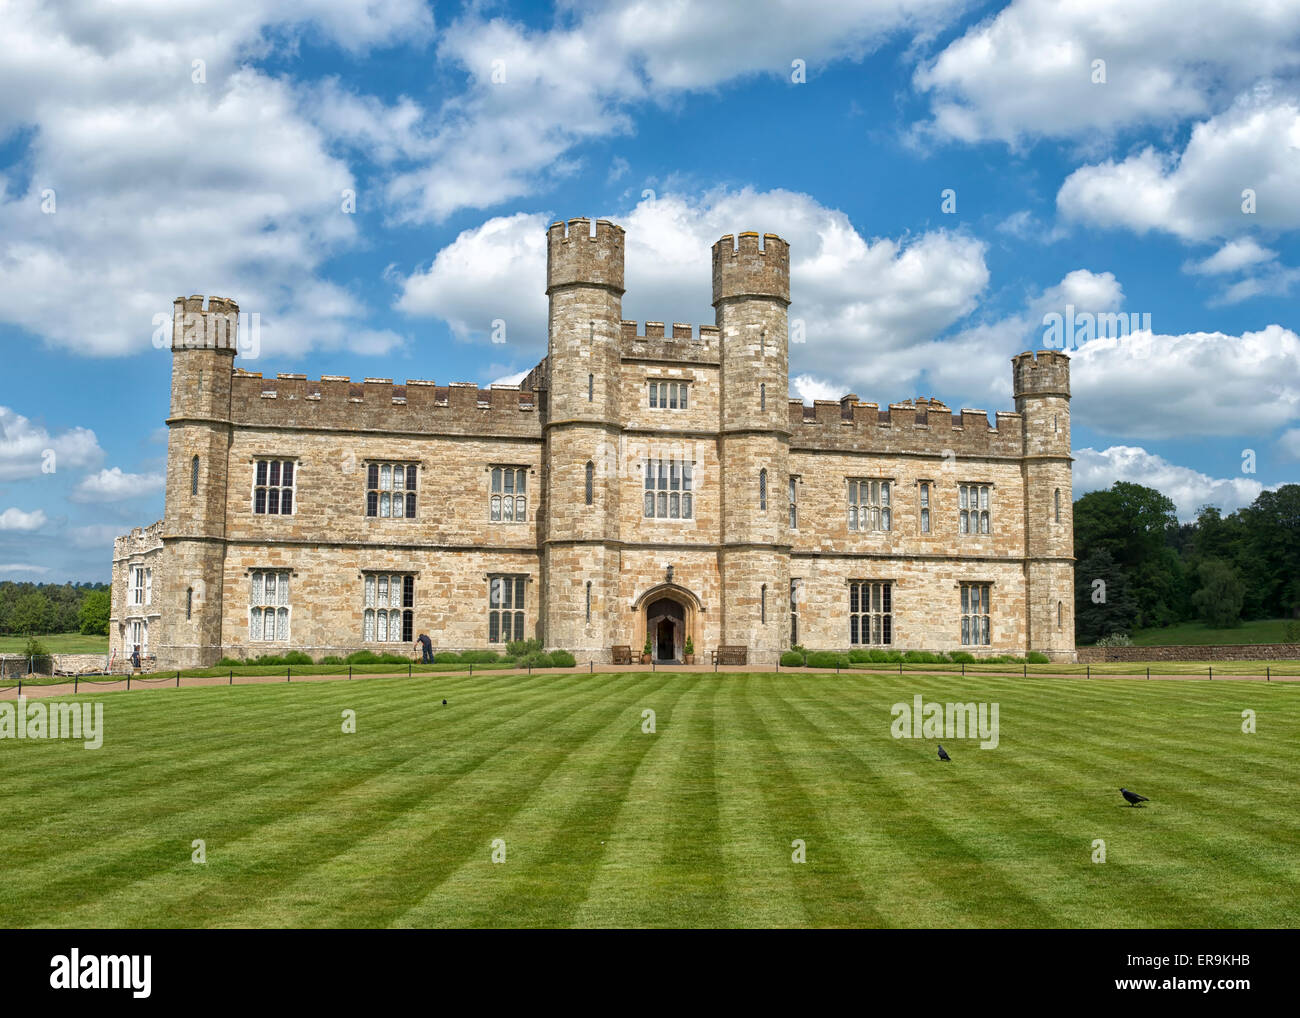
[0,582,111,637]
[1074,482,1300,644]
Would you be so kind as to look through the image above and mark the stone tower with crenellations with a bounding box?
[110,219,1075,671]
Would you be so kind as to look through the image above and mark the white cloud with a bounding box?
[1184,238,1277,276]
[380,0,967,223]
[0,0,431,358]
[0,507,47,531]
[0,406,102,481]
[1071,324,1300,439]
[72,467,165,503]
[791,375,843,404]
[1057,90,1300,241]
[0,563,50,575]
[1277,428,1300,461]
[1074,446,1264,521]
[914,0,1300,144]
[396,188,991,399]
[70,523,129,550]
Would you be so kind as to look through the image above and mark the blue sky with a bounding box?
[1,0,1298,581]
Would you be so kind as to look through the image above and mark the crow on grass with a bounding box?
[937,744,951,761]
[1120,787,1149,807]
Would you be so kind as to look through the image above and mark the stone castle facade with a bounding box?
[110,219,1075,669]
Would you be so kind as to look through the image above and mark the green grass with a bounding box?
[1,671,1296,928]
[1125,618,1297,647]
[0,633,108,655]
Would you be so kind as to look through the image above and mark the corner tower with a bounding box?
[542,219,625,659]
[713,232,792,667]
[160,296,238,668]
[1013,350,1075,660]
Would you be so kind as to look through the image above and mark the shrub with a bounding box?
[550,650,576,667]
[283,651,314,666]
[434,651,460,664]
[520,651,554,668]
[949,651,975,664]
[1283,619,1300,643]
[344,651,382,665]
[459,650,500,664]
[507,638,543,658]
[847,649,871,663]
[1027,652,1050,664]
[903,650,941,664]
[780,650,805,667]
[320,656,344,665]
[881,650,903,663]
[684,637,694,656]
[807,651,849,669]
[1096,632,1133,647]
[216,656,243,667]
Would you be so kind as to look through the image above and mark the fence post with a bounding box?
[1147,666,1150,680]
[590,661,593,674]
[961,663,964,676]
[1086,665,1090,680]
[1023,663,1027,678]
[176,671,180,688]
[1267,666,1270,682]
[127,673,131,690]
[408,662,412,678]
[348,665,352,680]
[229,670,233,685]
[470,663,474,676]
[17,677,21,696]
[75,674,78,694]
[1209,666,1212,680]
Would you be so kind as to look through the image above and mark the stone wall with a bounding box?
[1077,643,1300,662]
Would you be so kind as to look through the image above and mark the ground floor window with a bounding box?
[250,570,290,642]
[489,575,526,643]
[961,583,991,645]
[127,619,149,657]
[850,580,892,645]
[364,574,414,642]
[790,579,800,646]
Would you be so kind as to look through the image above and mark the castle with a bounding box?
[109,219,1075,669]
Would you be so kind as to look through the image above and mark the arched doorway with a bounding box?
[646,597,684,663]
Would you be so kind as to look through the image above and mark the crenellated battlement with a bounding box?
[223,371,542,438]
[172,294,239,351]
[788,395,1025,458]
[712,232,790,305]
[546,217,625,294]
[1012,349,1071,399]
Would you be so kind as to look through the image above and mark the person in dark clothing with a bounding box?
[131,645,142,674]
[416,633,434,664]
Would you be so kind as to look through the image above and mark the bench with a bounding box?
[711,646,748,666]
[611,645,633,665]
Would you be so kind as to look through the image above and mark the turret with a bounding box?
[1013,350,1074,659]
[712,232,792,666]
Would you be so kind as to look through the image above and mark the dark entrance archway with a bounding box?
[645,597,685,663]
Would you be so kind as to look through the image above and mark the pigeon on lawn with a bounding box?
[937,744,951,761]
[1120,787,1149,807]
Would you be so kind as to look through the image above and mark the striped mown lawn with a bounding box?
[1,671,1295,928]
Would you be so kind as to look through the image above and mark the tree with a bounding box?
[1074,547,1138,644]
[1191,559,1246,629]
[9,592,53,635]
[78,590,111,636]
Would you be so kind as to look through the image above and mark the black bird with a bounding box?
[442,699,447,705]
[937,744,951,761]
[1120,787,1149,807]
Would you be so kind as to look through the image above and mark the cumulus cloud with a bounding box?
[0,563,50,576]
[1184,238,1277,276]
[0,406,102,481]
[1071,325,1300,439]
[914,0,1300,144]
[72,467,165,503]
[0,1,430,358]
[1074,446,1264,521]
[1277,429,1300,461]
[380,0,967,223]
[0,507,47,531]
[396,188,991,396]
[1057,90,1300,241]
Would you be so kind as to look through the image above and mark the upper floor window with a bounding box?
[254,459,295,515]
[959,484,990,535]
[250,570,290,642]
[919,481,931,533]
[585,461,594,506]
[367,463,417,519]
[1054,488,1061,523]
[759,469,767,511]
[961,582,990,646]
[848,479,891,532]
[186,587,193,620]
[649,380,688,409]
[364,573,414,643]
[760,383,766,411]
[850,580,892,645]
[191,456,200,496]
[588,373,594,402]
[129,566,152,607]
[644,458,693,519]
[490,467,527,523]
[789,476,798,529]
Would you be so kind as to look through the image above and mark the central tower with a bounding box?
[713,232,791,666]
[542,218,625,659]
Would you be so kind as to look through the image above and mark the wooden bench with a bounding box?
[611,645,633,665]
[711,646,747,666]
